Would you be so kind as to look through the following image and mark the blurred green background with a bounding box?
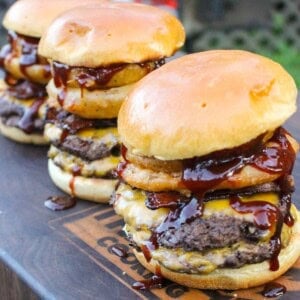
[179,0,300,87]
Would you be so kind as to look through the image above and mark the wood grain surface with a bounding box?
[0,100,299,300]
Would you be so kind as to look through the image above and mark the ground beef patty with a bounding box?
[158,214,266,251]
[223,243,272,268]
[46,107,119,161]
[52,134,120,161]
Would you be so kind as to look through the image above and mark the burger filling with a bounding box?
[0,31,51,84]
[0,31,50,135]
[51,59,165,90]
[45,107,120,179]
[0,79,47,134]
[114,128,298,274]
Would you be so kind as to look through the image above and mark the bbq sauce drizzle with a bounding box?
[52,59,165,106]
[17,97,45,134]
[0,32,49,134]
[1,31,51,81]
[7,80,47,99]
[120,128,296,271]
[45,106,117,143]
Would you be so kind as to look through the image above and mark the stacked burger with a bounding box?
[38,3,185,202]
[0,0,107,144]
[114,50,300,289]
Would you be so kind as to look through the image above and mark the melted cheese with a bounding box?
[115,183,296,274]
[49,145,119,177]
[77,127,118,139]
[114,183,280,230]
[45,123,119,145]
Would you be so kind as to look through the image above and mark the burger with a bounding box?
[38,2,185,202]
[0,0,108,144]
[114,50,300,289]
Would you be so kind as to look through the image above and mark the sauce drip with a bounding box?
[7,80,47,99]
[53,59,165,89]
[116,145,128,177]
[142,196,204,261]
[69,166,82,197]
[52,59,165,105]
[53,61,125,88]
[44,196,76,211]
[111,246,128,258]
[133,128,295,272]
[142,128,295,220]
[7,31,51,80]
[69,177,76,196]
[262,282,286,298]
[132,266,165,290]
[229,196,283,271]
[45,107,117,143]
[181,128,295,193]
[18,98,45,134]
[155,196,204,235]
[146,192,188,210]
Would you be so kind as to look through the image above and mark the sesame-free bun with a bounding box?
[0,119,48,145]
[134,207,300,290]
[3,0,107,38]
[119,50,297,160]
[48,159,117,203]
[38,3,185,66]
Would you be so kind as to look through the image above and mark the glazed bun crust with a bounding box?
[134,207,300,290]
[38,3,185,66]
[119,50,297,160]
[48,159,117,203]
[3,0,107,37]
[0,119,48,145]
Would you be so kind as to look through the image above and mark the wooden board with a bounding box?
[0,107,300,299]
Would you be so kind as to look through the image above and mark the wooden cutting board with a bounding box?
[0,105,299,300]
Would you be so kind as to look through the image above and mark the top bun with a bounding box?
[38,3,185,67]
[118,50,297,160]
[3,0,107,38]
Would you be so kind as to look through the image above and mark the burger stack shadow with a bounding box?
[0,0,110,145]
[38,2,185,203]
[114,50,300,290]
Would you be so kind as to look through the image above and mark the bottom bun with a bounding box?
[134,207,300,290]
[0,119,49,145]
[48,159,117,203]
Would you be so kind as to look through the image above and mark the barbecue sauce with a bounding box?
[18,98,45,134]
[229,196,283,271]
[45,107,117,143]
[52,59,165,105]
[7,80,47,99]
[132,266,165,290]
[44,196,76,211]
[146,192,189,210]
[181,128,295,193]
[111,246,128,258]
[69,166,82,196]
[116,145,128,178]
[142,195,204,262]
[130,128,296,271]
[262,282,286,297]
[6,31,51,80]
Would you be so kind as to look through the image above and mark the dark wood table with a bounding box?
[0,106,300,300]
